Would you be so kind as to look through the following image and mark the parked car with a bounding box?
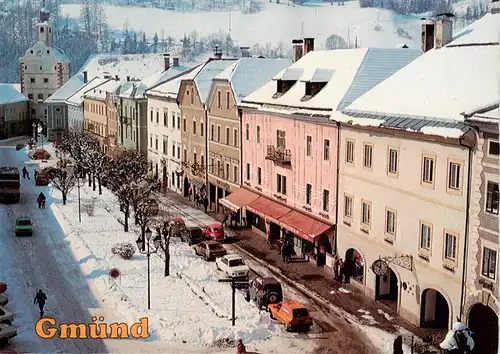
[268,300,313,332]
[180,226,205,245]
[245,276,283,309]
[215,254,250,279]
[15,217,33,237]
[15,144,24,151]
[170,217,186,237]
[0,307,13,325]
[202,223,225,242]
[0,295,7,306]
[0,323,17,347]
[193,240,227,261]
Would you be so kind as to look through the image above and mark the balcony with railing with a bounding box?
[266,145,291,165]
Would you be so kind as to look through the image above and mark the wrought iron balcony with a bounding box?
[266,145,291,165]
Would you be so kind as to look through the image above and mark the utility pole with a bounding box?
[218,278,249,326]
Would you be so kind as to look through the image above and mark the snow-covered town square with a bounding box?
[0,0,498,353]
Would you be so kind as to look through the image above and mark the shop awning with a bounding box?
[278,210,332,243]
[218,188,260,213]
[190,179,205,190]
[246,197,292,224]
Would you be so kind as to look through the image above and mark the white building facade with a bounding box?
[19,6,70,133]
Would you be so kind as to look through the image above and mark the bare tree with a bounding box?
[135,197,159,245]
[152,209,173,276]
[48,166,76,205]
[81,136,106,194]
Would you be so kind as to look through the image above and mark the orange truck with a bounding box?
[268,300,313,332]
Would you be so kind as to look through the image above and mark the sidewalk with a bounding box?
[162,191,444,350]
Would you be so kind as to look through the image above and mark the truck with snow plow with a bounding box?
[0,167,20,204]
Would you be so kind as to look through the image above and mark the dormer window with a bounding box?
[273,68,303,99]
[275,80,296,96]
[302,82,327,101]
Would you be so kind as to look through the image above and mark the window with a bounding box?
[172,143,175,157]
[226,127,230,145]
[323,190,329,212]
[217,90,221,108]
[420,222,432,250]
[363,143,373,168]
[225,163,230,180]
[385,209,396,235]
[448,161,461,191]
[233,129,238,147]
[257,167,262,185]
[482,247,497,279]
[155,137,158,150]
[150,110,153,122]
[163,109,168,126]
[246,163,250,180]
[344,194,353,218]
[193,121,197,135]
[256,126,261,143]
[177,146,180,159]
[306,136,312,156]
[226,91,230,109]
[324,139,330,160]
[361,200,371,226]
[217,126,221,142]
[193,152,197,164]
[149,136,153,148]
[245,123,249,141]
[183,149,187,162]
[346,140,354,163]
[277,174,287,195]
[233,165,238,183]
[43,78,48,83]
[172,112,175,127]
[28,94,33,100]
[422,155,435,184]
[305,184,312,205]
[277,130,286,148]
[211,124,215,140]
[30,78,35,83]
[37,93,43,100]
[177,115,180,129]
[200,122,204,137]
[486,181,499,214]
[444,232,457,261]
[162,137,168,153]
[156,111,159,123]
[210,158,214,173]
[488,140,499,156]
[183,118,186,132]
[388,148,398,174]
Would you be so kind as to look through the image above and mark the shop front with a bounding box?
[218,187,260,226]
[208,175,240,213]
[185,177,206,199]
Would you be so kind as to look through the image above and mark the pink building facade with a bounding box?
[240,110,337,263]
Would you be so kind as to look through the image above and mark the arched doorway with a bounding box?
[345,248,364,284]
[420,288,449,329]
[468,303,498,354]
[183,177,189,197]
[375,267,398,308]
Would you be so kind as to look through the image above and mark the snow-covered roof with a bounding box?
[66,78,110,106]
[52,46,70,62]
[146,65,202,100]
[45,72,86,104]
[464,102,499,124]
[241,48,421,112]
[141,63,192,90]
[449,12,499,46]
[214,57,290,103]
[0,84,28,105]
[188,59,238,104]
[84,79,122,100]
[345,13,499,122]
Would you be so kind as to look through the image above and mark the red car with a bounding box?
[202,223,225,242]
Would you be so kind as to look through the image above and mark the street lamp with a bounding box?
[73,166,81,223]
[135,227,158,310]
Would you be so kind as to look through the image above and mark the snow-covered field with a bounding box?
[60,1,422,49]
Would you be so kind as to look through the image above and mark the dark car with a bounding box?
[193,240,227,261]
[245,276,283,309]
[15,144,24,151]
[180,226,205,245]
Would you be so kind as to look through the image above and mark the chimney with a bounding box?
[292,39,304,63]
[126,76,130,82]
[303,38,314,55]
[420,19,435,53]
[83,71,88,83]
[173,57,179,67]
[214,45,222,59]
[164,53,170,71]
[115,75,119,80]
[434,14,454,49]
[491,0,499,14]
[240,46,251,57]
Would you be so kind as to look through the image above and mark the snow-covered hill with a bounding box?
[60,1,423,49]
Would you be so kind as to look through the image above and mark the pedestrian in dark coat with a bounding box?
[221,213,228,228]
[203,197,209,213]
[188,188,192,201]
[393,335,403,354]
[332,254,339,280]
[34,289,47,318]
[22,166,30,179]
[338,258,345,283]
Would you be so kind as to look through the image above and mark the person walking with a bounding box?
[22,166,30,179]
[338,258,345,283]
[393,335,403,354]
[332,254,339,280]
[236,339,246,354]
[34,289,47,318]
[203,196,209,214]
[188,187,192,201]
[221,212,228,228]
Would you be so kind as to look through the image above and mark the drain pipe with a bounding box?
[458,129,476,321]
[334,122,341,255]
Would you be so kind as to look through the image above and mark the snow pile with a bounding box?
[361,326,412,354]
[420,126,464,139]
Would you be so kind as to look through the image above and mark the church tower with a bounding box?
[35,0,53,47]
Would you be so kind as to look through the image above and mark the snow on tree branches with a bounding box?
[48,165,76,205]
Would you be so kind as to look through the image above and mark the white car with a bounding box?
[0,307,13,325]
[0,323,17,347]
[216,254,250,278]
